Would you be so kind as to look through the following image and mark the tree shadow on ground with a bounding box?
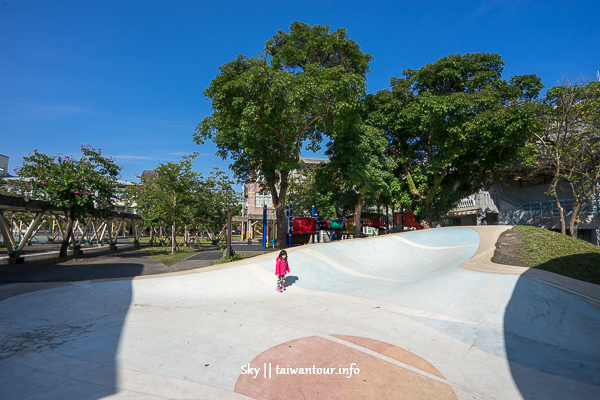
[1,260,151,283]
[529,253,600,286]
[504,257,600,399]
[0,264,143,399]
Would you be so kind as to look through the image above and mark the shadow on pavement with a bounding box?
[0,265,142,399]
[504,259,600,398]
[0,248,221,283]
[284,275,298,288]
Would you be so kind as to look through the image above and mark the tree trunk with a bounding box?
[59,208,75,258]
[421,213,433,229]
[171,221,176,254]
[353,200,363,238]
[553,196,567,235]
[269,170,289,249]
[549,179,566,235]
[149,225,154,246]
[275,201,287,249]
[569,202,583,239]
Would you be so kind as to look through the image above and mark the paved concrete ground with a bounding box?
[1,227,599,399]
[0,246,222,284]
[0,240,275,284]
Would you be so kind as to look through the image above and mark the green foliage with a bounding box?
[191,167,242,239]
[13,145,121,220]
[526,79,600,237]
[286,161,336,217]
[369,53,542,225]
[126,156,241,243]
[127,155,201,229]
[317,122,399,218]
[0,177,35,225]
[195,21,372,247]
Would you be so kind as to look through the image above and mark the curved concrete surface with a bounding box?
[1,227,599,399]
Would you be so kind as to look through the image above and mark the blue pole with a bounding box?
[316,205,320,243]
[286,205,293,248]
[262,205,267,249]
[311,205,315,243]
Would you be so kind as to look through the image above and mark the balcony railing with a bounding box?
[497,197,600,225]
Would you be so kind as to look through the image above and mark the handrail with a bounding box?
[496,196,599,225]
[498,195,522,207]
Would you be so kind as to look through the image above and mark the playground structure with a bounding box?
[283,206,425,247]
[393,210,424,230]
[0,194,142,263]
[234,200,426,249]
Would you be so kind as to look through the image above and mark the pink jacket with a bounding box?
[275,257,289,276]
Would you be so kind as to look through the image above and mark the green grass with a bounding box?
[212,252,269,265]
[131,236,262,267]
[513,225,600,285]
[136,236,214,245]
[132,236,218,266]
[138,245,209,266]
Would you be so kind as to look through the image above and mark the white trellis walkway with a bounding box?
[0,194,142,264]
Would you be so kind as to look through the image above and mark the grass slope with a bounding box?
[501,225,600,285]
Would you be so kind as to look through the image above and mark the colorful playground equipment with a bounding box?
[290,216,316,245]
[283,205,399,247]
[261,203,425,248]
[393,210,424,230]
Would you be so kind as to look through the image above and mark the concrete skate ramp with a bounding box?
[1,227,599,399]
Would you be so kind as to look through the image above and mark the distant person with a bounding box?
[275,250,290,293]
[481,218,488,226]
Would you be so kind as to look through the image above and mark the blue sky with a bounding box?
[1,0,599,182]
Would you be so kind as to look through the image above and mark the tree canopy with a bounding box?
[319,121,397,234]
[14,145,121,257]
[127,156,240,253]
[527,79,600,237]
[195,21,372,247]
[127,155,202,254]
[369,53,543,226]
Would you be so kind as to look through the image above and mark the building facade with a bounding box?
[446,177,600,246]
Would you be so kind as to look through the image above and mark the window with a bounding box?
[255,192,273,207]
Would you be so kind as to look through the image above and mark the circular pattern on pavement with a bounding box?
[235,335,457,400]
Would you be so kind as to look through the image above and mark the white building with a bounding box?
[0,155,9,177]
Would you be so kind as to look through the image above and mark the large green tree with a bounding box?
[286,161,336,217]
[195,21,372,248]
[127,156,202,254]
[369,53,543,227]
[318,122,398,236]
[528,79,600,237]
[15,145,121,257]
[127,158,241,253]
[191,167,242,241]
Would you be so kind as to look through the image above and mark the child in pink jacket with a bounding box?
[275,250,290,292]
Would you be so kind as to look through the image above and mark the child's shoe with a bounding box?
[282,287,286,291]
[276,288,282,292]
